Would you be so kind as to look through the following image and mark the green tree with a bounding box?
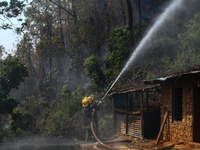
[15,33,39,79]
[105,26,134,81]
[9,108,32,135]
[0,45,5,59]
[84,55,105,89]
[181,12,200,63]
[161,12,200,72]
[43,84,85,136]
[60,84,85,120]
[0,0,27,33]
[0,55,28,114]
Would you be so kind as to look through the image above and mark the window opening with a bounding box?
[173,87,182,121]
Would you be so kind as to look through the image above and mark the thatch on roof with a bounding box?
[160,65,200,78]
[104,61,160,97]
[144,65,200,85]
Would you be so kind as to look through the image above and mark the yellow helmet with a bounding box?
[88,96,93,103]
[82,97,89,107]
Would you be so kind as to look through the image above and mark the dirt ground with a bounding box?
[80,134,200,150]
[119,134,200,150]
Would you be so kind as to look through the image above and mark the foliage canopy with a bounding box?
[0,0,27,33]
[0,55,28,114]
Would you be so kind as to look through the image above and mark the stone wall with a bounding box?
[160,78,200,143]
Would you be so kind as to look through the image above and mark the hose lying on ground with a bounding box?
[91,110,121,150]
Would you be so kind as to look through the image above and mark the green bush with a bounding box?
[9,108,32,136]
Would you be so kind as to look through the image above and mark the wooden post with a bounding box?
[146,89,149,112]
[112,96,116,133]
[155,110,169,145]
[140,90,144,139]
[125,93,128,135]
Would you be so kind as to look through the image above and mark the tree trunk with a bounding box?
[152,0,155,14]
[138,0,141,25]
[27,36,39,79]
[46,0,52,71]
[28,45,39,79]
[126,0,133,29]
[138,0,142,36]
[58,0,65,49]
[120,0,126,26]
[71,0,77,24]
[48,18,52,71]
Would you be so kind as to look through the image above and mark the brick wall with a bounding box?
[160,78,200,143]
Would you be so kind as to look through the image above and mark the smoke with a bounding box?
[138,0,200,71]
[139,0,200,59]
[0,137,94,150]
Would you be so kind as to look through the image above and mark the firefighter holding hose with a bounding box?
[82,96,101,141]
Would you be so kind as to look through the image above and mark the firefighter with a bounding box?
[82,96,100,141]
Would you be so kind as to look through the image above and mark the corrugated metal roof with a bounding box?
[108,84,160,96]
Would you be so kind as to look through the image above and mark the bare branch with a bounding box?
[48,0,76,18]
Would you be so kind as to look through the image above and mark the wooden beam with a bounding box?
[156,110,169,145]
[188,142,200,146]
[114,109,140,115]
[145,90,161,92]
[140,90,144,139]
[157,142,183,150]
[104,138,131,144]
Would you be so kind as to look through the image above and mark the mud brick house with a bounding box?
[109,84,161,139]
[144,70,200,143]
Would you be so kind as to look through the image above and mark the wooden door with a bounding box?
[193,85,200,142]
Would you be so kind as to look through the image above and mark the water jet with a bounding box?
[102,0,184,99]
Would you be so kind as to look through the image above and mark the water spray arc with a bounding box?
[102,0,183,100]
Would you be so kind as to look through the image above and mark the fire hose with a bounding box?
[91,110,121,150]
